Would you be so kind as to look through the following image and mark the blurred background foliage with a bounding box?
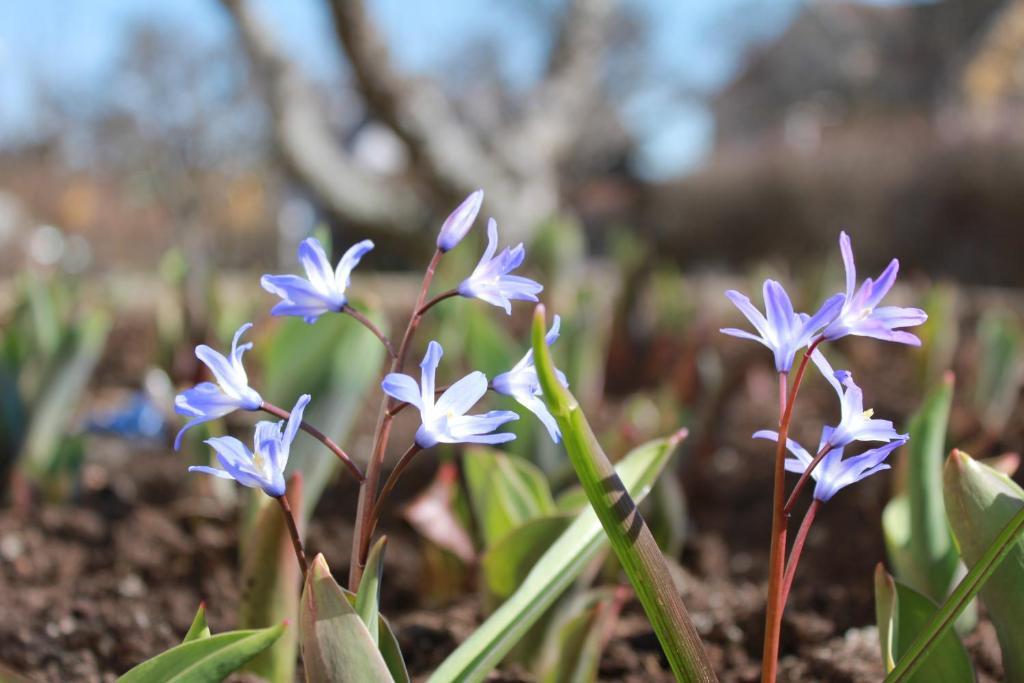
[1,1,1024,678]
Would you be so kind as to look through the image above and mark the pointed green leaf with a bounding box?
[525,306,715,682]
[356,536,388,645]
[463,447,555,548]
[874,565,974,681]
[431,409,693,682]
[943,449,1024,680]
[883,373,973,630]
[481,514,574,607]
[118,624,285,682]
[536,588,624,683]
[238,477,303,682]
[182,603,211,643]
[342,590,410,683]
[299,554,393,683]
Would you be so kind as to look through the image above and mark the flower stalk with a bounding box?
[762,339,819,683]
[349,248,443,590]
[260,401,364,482]
[780,498,821,608]
[276,494,308,583]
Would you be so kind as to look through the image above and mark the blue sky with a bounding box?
[0,0,808,177]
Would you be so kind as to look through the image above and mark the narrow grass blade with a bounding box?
[527,306,715,682]
[118,624,285,682]
[885,451,1024,682]
[356,536,388,645]
[873,565,974,681]
[182,603,211,643]
[430,424,684,682]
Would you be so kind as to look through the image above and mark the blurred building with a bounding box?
[648,0,1024,286]
[711,0,1022,155]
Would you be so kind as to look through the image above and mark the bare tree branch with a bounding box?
[326,0,516,201]
[500,0,616,176]
[219,0,421,232]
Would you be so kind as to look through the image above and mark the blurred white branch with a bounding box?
[221,0,615,240]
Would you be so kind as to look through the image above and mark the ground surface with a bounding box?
[0,314,1015,682]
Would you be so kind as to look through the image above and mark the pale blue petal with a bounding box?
[188,465,235,480]
[420,341,443,407]
[434,371,488,417]
[382,374,423,409]
[297,238,335,295]
[515,392,561,443]
[335,239,374,292]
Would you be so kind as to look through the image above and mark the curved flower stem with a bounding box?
[762,337,822,683]
[780,498,821,608]
[782,445,832,515]
[395,249,445,373]
[275,494,308,583]
[416,288,459,317]
[343,304,397,360]
[260,402,364,482]
[349,248,443,590]
[367,443,421,532]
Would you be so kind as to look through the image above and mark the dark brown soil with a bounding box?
[0,332,1013,682]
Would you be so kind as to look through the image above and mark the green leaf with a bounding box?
[943,449,1024,680]
[430,416,690,682]
[526,306,715,682]
[481,514,574,607]
[118,624,285,683]
[238,477,304,682]
[356,536,388,646]
[973,311,1023,434]
[884,450,1024,682]
[463,447,555,548]
[20,309,110,484]
[873,565,974,681]
[182,603,211,643]
[883,373,973,630]
[536,588,625,683]
[299,554,395,683]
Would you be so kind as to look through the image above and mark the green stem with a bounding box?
[532,305,717,682]
[885,503,1024,682]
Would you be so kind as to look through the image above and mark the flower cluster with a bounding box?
[722,231,925,501]
[173,190,566,498]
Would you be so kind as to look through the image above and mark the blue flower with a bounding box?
[811,351,906,448]
[174,323,263,450]
[754,426,906,501]
[822,232,927,344]
[720,280,845,372]
[261,237,374,324]
[189,394,310,497]
[492,315,568,443]
[457,219,543,314]
[437,190,484,252]
[381,340,518,449]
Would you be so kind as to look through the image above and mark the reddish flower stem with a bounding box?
[780,498,821,609]
[348,249,443,590]
[783,444,832,515]
[367,443,421,530]
[275,494,308,583]
[343,304,397,360]
[260,402,364,482]
[416,288,459,317]
[761,337,821,683]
